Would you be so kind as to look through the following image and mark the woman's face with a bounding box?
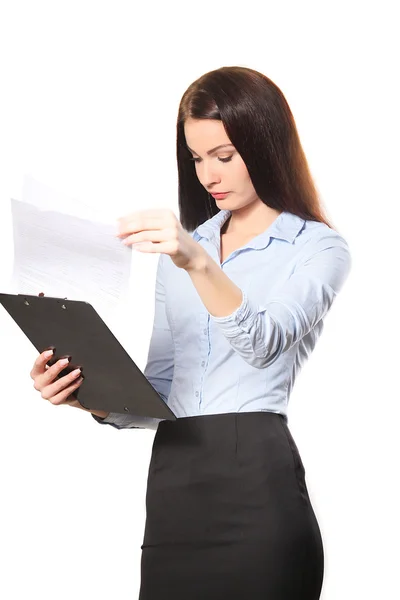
[184,117,259,211]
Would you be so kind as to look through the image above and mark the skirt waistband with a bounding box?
[159,410,287,432]
[154,411,289,463]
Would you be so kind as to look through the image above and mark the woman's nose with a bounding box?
[200,162,221,188]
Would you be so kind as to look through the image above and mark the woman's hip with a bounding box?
[143,411,322,548]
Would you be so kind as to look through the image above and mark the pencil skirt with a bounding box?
[138,411,324,600]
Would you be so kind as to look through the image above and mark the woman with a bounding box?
[31,66,352,599]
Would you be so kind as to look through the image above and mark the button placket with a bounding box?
[197,312,209,407]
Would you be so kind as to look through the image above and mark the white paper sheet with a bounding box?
[10,191,132,324]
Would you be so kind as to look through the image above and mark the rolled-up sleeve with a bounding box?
[92,253,175,429]
[211,235,352,369]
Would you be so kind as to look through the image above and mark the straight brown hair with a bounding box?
[176,66,337,233]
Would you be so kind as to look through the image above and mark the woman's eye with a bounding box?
[190,156,233,163]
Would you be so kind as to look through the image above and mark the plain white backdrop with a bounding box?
[0,1,398,598]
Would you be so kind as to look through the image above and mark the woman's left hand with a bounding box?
[117,208,207,271]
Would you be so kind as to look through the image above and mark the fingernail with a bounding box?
[59,355,72,362]
[44,350,54,358]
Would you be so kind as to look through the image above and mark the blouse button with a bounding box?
[201,361,205,367]
[195,391,199,397]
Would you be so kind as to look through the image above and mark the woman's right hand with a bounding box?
[30,350,110,419]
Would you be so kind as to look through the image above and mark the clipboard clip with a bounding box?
[37,293,68,300]
[19,293,68,309]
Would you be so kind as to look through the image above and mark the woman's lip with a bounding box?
[211,192,230,198]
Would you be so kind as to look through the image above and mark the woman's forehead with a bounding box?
[184,118,232,149]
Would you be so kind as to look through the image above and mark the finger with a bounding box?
[117,208,167,226]
[117,213,143,235]
[118,213,169,237]
[30,348,56,380]
[33,357,73,390]
[45,376,84,406]
[132,240,179,254]
[122,229,171,246]
[39,366,83,398]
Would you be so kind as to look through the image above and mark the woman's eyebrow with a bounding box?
[187,144,235,155]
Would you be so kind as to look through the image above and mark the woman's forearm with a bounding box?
[185,252,243,318]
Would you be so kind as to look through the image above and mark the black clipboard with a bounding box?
[0,293,177,421]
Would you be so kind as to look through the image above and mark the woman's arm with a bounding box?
[186,231,352,369]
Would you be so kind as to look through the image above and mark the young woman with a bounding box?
[31,66,352,599]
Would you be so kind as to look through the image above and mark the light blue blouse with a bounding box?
[93,209,352,430]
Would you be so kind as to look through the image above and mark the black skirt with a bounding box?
[139,411,324,600]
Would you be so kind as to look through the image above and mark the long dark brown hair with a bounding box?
[176,66,336,233]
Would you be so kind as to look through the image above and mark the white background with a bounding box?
[0,1,398,598]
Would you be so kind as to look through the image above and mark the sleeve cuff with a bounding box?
[91,412,140,428]
[91,412,161,430]
[91,413,119,424]
[210,290,258,336]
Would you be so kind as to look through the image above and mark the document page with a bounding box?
[9,176,133,326]
[10,199,132,320]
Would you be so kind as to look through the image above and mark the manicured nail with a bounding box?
[59,355,72,362]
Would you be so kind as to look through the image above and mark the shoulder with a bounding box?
[296,218,352,264]
[294,218,352,288]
